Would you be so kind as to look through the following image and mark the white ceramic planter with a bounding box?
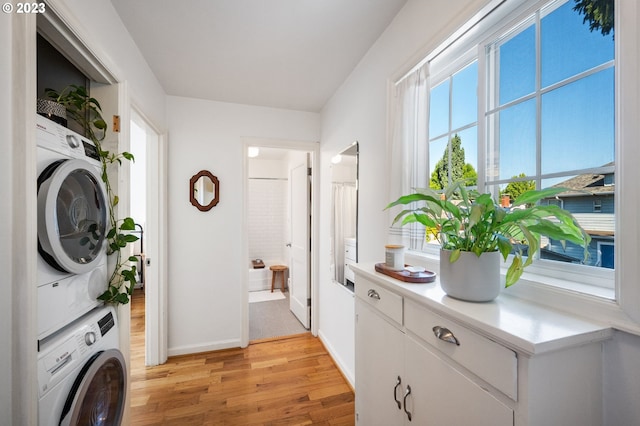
[439,249,501,302]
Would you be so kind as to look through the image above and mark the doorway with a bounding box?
[129,109,166,365]
[243,140,318,345]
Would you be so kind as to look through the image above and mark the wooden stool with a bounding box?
[270,265,288,293]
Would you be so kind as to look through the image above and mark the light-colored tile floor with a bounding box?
[249,291,308,340]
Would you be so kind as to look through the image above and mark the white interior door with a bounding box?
[130,110,166,366]
[290,158,310,329]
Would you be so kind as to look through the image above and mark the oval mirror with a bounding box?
[190,170,219,211]
[330,142,358,292]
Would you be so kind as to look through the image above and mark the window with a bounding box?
[419,0,618,295]
[428,60,478,190]
[594,199,602,212]
[485,0,615,272]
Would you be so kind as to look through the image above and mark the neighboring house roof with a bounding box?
[550,163,615,197]
[541,164,615,237]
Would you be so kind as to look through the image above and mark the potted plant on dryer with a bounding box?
[45,84,139,305]
[386,181,591,302]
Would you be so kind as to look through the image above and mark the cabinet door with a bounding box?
[355,300,405,425]
[405,335,513,426]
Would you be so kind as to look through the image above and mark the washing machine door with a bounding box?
[59,349,127,426]
[38,158,108,274]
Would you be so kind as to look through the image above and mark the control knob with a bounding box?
[66,134,81,148]
[84,331,96,346]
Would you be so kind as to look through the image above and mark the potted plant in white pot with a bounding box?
[386,181,591,302]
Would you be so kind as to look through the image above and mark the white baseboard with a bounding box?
[318,330,355,388]
[168,338,241,357]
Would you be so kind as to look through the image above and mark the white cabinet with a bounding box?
[344,237,356,290]
[355,286,512,425]
[355,299,405,425]
[353,264,611,426]
[404,335,513,425]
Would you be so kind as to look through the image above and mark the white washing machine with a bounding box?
[38,305,126,426]
[37,114,109,340]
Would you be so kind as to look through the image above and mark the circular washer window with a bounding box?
[38,159,107,274]
[59,349,127,426]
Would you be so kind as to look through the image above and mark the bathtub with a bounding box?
[248,261,287,292]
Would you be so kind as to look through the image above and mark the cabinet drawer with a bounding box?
[344,261,355,283]
[405,299,517,400]
[355,277,403,325]
[345,244,356,261]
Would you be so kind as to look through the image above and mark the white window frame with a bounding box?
[402,0,640,330]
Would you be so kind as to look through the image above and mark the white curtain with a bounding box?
[387,63,430,250]
[331,183,357,284]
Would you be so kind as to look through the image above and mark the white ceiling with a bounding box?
[110,0,407,112]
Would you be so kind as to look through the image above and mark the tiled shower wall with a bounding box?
[248,178,288,264]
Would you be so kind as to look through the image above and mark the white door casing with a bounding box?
[289,157,311,329]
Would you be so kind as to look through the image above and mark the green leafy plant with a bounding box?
[45,84,139,304]
[386,181,591,287]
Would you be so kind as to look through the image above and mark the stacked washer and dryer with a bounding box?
[36,114,127,426]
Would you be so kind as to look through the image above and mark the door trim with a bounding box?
[241,138,320,347]
[130,106,168,366]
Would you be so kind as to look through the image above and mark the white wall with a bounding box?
[248,159,288,266]
[317,0,488,387]
[604,332,640,424]
[167,96,319,355]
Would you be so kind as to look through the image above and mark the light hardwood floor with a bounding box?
[129,291,355,425]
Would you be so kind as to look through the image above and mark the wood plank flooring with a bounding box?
[129,291,355,425]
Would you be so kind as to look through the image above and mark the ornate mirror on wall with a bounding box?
[190,170,219,211]
[330,142,358,292]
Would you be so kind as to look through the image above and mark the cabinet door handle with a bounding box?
[403,385,412,421]
[367,289,380,300]
[393,376,402,409]
[432,325,460,346]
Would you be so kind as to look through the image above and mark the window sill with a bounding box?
[404,250,640,337]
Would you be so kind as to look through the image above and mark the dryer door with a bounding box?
[38,158,108,274]
[59,349,127,426]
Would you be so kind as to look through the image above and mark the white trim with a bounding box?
[318,330,354,387]
[130,106,169,367]
[615,0,640,324]
[395,0,508,84]
[12,13,39,425]
[168,339,242,357]
[39,0,118,84]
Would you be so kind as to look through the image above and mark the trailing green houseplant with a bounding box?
[45,84,139,304]
[386,181,591,288]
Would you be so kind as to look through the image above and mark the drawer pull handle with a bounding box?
[403,385,412,421]
[367,289,380,300]
[432,325,460,346]
[393,376,402,409]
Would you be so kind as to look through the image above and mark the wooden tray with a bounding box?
[375,263,436,283]
[252,259,265,269]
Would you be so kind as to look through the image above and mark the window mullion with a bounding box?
[477,44,487,191]
[535,9,542,191]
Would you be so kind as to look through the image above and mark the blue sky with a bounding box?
[428,0,615,187]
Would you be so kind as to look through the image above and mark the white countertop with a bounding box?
[352,262,613,356]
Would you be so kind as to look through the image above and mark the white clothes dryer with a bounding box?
[37,115,109,339]
[37,305,126,426]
